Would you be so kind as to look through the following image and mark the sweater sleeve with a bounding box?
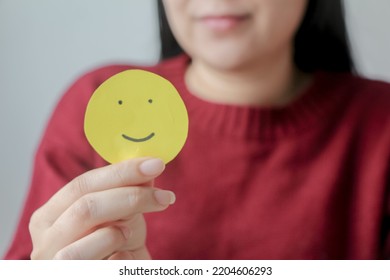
[384,172,390,259]
[2,67,125,259]
[380,101,390,260]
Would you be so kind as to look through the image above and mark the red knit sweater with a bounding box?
[4,55,390,259]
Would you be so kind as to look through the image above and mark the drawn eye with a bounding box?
[118,100,123,105]
[148,99,153,104]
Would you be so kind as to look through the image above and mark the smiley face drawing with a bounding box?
[84,70,188,164]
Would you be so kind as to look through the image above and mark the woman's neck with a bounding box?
[185,49,311,107]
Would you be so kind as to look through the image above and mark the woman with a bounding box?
[5,0,390,259]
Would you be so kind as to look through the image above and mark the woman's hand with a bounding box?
[29,158,174,260]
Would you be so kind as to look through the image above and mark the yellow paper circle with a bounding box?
[84,70,188,164]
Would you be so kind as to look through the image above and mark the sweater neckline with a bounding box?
[165,54,345,140]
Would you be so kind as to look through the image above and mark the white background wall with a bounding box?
[0,0,389,258]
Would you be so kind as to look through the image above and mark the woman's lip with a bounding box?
[197,15,250,32]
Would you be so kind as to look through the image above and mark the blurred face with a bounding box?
[162,0,308,71]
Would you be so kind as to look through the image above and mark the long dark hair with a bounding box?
[157,0,354,73]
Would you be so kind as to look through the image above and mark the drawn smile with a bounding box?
[122,132,155,142]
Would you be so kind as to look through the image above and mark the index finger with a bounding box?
[35,157,165,225]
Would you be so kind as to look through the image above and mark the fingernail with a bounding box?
[139,158,165,176]
[154,190,176,206]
